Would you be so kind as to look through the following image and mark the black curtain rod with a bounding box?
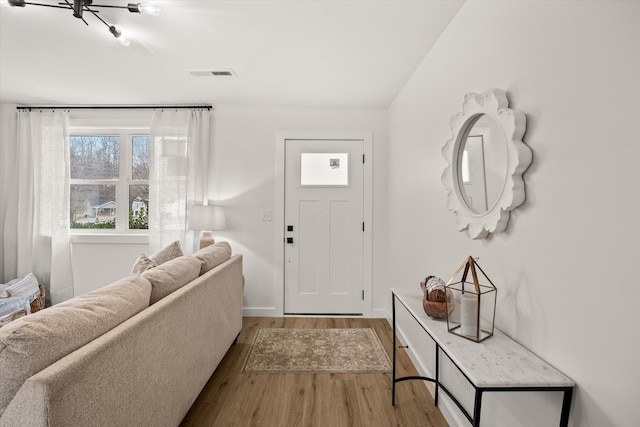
[16,105,212,111]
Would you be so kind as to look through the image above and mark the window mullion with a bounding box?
[115,131,129,231]
[70,179,118,185]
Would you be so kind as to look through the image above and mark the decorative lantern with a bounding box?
[445,256,496,343]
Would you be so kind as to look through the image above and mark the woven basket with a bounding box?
[420,277,454,319]
[30,285,45,313]
[423,298,454,319]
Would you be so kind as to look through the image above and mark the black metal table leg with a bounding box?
[392,293,397,406]
[560,388,573,427]
[435,345,440,406]
[473,389,484,427]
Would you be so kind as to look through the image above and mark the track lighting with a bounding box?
[3,1,161,45]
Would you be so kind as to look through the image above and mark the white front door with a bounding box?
[284,139,364,314]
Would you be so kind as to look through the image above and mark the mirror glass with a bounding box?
[456,114,508,214]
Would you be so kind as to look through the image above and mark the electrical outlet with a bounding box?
[261,210,272,221]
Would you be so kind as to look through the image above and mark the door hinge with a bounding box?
[362,154,365,164]
[362,222,365,232]
[362,290,365,300]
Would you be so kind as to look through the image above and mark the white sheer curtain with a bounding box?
[3,109,74,305]
[148,108,211,254]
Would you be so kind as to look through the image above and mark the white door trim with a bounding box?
[275,131,373,317]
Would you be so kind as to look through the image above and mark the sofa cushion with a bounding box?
[149,240,183,265]
[193,241,232,275]
[141,255,201,304]
[0,275,152,416]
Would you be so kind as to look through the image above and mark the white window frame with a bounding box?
[69,127,150,235]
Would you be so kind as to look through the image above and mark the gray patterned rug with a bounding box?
[242,328,392,374]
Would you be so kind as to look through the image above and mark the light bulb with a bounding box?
[109,26,131,46]
[137,3,161,16]
[117,33,131,46]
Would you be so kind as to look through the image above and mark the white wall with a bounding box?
[71,237,148,296]
[387,1,639,426]
[210,107,388,316]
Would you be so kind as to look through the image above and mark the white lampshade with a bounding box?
[189,205,226,231]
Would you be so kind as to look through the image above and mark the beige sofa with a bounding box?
[0,244,243,427]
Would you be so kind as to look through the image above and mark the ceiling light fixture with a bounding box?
[4,0,160,45]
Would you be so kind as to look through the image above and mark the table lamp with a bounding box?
[189,204,226,249]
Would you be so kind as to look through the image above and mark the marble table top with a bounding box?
[393,288,575,389]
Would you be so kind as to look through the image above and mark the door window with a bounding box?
[300,152,349,187]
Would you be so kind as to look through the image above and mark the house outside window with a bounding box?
[69,129,149,232]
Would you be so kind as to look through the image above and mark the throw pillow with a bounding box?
[131,254,157,275]
[0,309,27,328]
[213,241,232,255]
[141,256,201,304]
[149,240,183,265]
[192,241,232,275]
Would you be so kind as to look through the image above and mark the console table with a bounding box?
[392,288,575,427]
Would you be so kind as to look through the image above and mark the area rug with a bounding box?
[242,328,392,374]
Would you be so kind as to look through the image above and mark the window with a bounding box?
[69,129,149,231]
[300,152,350,186]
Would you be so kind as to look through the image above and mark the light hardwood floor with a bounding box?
[180,317,448,427]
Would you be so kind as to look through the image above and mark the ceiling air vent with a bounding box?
[189,69,236,77]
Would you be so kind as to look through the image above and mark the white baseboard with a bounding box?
[244,307,392,318]
[243,307,280,317]
[370,308,390,318]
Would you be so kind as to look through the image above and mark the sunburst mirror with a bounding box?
[441,89,532,239]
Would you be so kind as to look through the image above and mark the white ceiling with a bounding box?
[0,0,463,108]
